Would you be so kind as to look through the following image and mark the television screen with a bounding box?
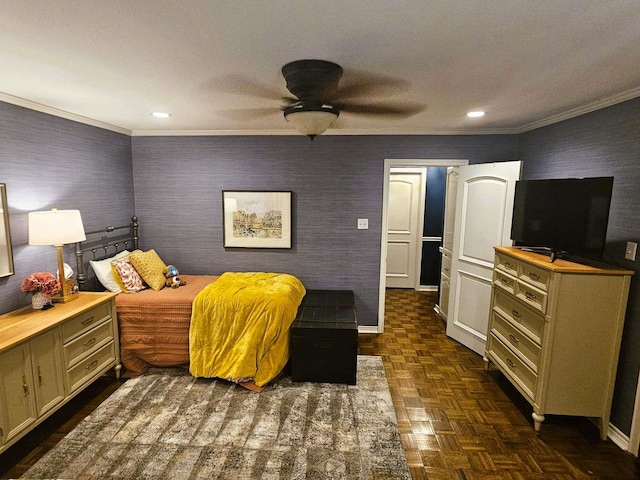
[510,177,613,261]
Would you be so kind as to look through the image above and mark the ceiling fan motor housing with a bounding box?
[281,59,343,103]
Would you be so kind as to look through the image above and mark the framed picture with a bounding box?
[0,184,14,278]
[222,190,292,248]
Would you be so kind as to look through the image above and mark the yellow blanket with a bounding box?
[189,272,305,387]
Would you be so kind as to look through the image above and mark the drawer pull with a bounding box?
[512,309,521,318]
[444,267,449,273]
[500,278,510,286]
[525,291,537,301]
[84,337,97,349]
[38,366,43,385]
[509,334,519,344]
[529,272,539,281]
[504,262,513,269]
[81,316,96,327]
[22,375,29,396]
[506,358,516,369]
[86,360,99,371]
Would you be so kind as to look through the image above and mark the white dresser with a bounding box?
[484,246,632,439]
[0,292,120,453]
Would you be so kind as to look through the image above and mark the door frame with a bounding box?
[375,159,468,334]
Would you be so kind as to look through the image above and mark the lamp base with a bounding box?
[53,293,79,303]
[53,278,79,303]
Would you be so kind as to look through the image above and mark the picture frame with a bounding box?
[0,184,14,278]
[222,190,292,248]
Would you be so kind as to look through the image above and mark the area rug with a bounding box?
[23,356,410,479]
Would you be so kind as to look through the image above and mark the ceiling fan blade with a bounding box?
[214,74,287,101]
[336,101,426,118]
[328,69,412,101]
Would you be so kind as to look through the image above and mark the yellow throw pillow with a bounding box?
[128,249,167,291]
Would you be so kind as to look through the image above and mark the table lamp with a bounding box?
[28,209,86,302]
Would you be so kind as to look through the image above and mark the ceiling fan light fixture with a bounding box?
[283,105,339,139]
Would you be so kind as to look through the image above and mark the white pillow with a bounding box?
[90,250,130,292]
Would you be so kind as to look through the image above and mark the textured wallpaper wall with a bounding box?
[131,134,518,327]
[518,97,640,435]
[0,102,133,312]
[3,94,638,437]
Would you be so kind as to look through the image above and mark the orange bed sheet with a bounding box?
[115,274,219,376]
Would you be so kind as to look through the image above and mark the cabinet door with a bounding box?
[0,344,37,444]
[437,252,452,320]
[31,328,65,416]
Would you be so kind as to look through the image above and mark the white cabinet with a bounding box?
[0,343,36,445]
[484,247,632,439]
[0,328,65,445]
[435,166,458,321]
[0,293,120,453]
[31,329,65,416]
[435,249,451,320]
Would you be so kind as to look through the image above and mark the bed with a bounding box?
[74,217,305,390]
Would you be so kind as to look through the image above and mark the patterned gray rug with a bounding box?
[23,356,410,479]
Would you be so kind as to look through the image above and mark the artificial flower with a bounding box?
[21,271,61,296]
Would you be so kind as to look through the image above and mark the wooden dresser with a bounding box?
[0,292,120,454]
[484,246,632,439]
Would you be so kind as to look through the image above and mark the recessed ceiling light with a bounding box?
[467,111,485,118]
[152,112,171,118]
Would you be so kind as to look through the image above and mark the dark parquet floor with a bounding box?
[1,288,639,479]
[358,289,640,479]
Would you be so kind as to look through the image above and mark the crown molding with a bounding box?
[3,87,639,138]
[0,92,131,135]
[130,127,519,137]
[513,86,640,133]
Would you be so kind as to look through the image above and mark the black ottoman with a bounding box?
[290,290,358,385]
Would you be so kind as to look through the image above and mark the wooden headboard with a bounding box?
[74,216,139,291]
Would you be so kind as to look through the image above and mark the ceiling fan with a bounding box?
[217,59,425,139]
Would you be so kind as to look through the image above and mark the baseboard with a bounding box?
[358,325,381,334]
[417,286,437,292]
[608,422,630,452]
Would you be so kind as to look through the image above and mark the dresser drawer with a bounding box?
[67,341,116,393]
[490,312,540,372]
[64,320,114,368]
[494,270,517,295]
[515,280,548,314]
[495,252,518,277]
[61,302,111,343]
[488,334,537,401]
[493,289,544,344]
[518,263,550,292]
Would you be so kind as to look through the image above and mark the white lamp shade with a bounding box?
[285,110,338,137]
[28,209,86,246]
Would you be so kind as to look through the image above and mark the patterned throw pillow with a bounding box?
[111,256,145,292]
[89,250,130,292]
[128,249,167,291]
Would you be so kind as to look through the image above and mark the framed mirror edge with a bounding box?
[0,183,15,278]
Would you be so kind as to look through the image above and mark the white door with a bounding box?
[446,161,522,355]
[386,169,424,288]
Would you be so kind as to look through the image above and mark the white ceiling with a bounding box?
[1,0,639,136]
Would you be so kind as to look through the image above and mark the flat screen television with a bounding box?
[510,176,614,262]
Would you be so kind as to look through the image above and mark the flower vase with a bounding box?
[32,291,51,310]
